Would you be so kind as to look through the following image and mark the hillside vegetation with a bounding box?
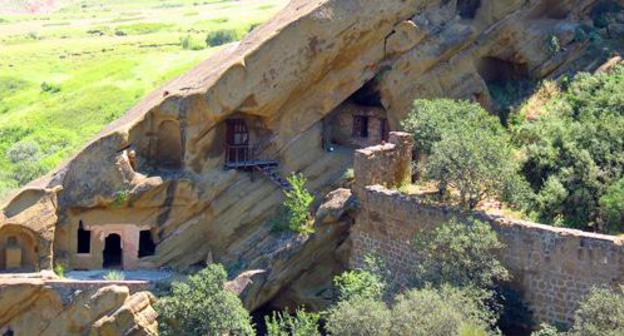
[0,0,287,200]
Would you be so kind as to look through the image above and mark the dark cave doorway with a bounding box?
[103,234,123,269]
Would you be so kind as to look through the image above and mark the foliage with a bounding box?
[265,308,321,336]
[531,324,561,336]
[513,66,624,231]
[112,189,130,208]
[206,29,238,47]
[402,99,529,209]
[104,270,126,280]
[598,178,624,234]
[156,264,255,336]
[40,82,61,93]
[401,99,504,156]
[283,173,315,234]
[568,286,624,336]
[180,34,206,50]
[334,268,385,301]
[53,264,65,278]
[547,35,561,56]
[412,217,509,290]
[6,141,47,186]
[426,125,522,209]
[390,285,495,336]
[325,295,391,336]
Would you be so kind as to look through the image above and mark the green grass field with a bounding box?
[0,0,288,200]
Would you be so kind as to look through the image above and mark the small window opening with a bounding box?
[380,118,389,142]
[6,236,17,247]
[353,116,369,138]
[77,221,91,254]
[138,230,156,258]
[3,328,14,336]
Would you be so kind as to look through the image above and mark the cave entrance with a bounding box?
[138,230,156,258]
[457,0,481,19]
[477,57,529,83]
[103,234,123,269]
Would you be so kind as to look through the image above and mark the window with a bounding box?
[380,118,389,142]
[77,221,91,254]
[138,230,156,258]
[6,236,17,246]
[352,116,369,138]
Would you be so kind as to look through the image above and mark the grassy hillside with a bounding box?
[0,0,288,199]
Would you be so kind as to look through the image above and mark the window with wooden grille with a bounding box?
[352,116,369,138]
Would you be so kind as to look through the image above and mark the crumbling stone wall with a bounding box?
[350,139,624,326]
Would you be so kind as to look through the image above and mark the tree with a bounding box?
[401,98,529,209]
[599,178,624,233]
[284,173,316,234]
[156,264,255,336]
[206,29,238,47]
[569,287,624,336]
[427,127,520,209]
[265,308,321,336]
[412,217,510,290]
[390,285,494,336]
[325,296,391,336]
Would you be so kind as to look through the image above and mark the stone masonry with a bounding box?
[349,135,624,326]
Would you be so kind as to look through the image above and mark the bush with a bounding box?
[325,296,391,336]
[390,285,494,336]
[334,268,385,301]
[598,178,624,233]
[412,217,509,290]
[7,141,47,186]
[569,286,624,336]
[104,270,125,280]
[265,308,320,336]
[206,29,238,47]
[156,264,254,336]
[180,34,206,50]
[283,173,315,234]
[40,81,61,93]
[531,324,561,336]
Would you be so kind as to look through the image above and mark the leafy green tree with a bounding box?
[265,308,321,336]
[390,285,494,336]
[412,217,510,290]
[599,178,624,233]
[206,29,238,47]
[569,287,624,336]
[284,173,315,234]
[156,264,255,336]
[325,295,391,336]
[513,66,624,231]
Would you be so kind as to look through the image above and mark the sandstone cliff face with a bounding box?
[0,0,605,314]
[0,279,158,335]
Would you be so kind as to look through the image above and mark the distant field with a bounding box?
[0,0,288,200]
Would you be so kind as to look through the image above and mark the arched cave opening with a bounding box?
[457,0,481,19]
[477,56,534,125]
[103,234,123,269]
[350,78,384,108]
[155,120,183,170]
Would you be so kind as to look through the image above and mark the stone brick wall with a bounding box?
[353,132,413,194]
[350,185,624,326]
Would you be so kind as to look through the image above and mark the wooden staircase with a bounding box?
[255,164,293,191]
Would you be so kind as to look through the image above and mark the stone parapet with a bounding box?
[350,185,624,326]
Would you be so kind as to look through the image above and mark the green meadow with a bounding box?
[0,0,288,200]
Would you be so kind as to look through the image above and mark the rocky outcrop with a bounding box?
[1,0,612,317]
[0,278,157,335]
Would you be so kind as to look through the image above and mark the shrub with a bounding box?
[569,286,624,336]
[180,34,206,50]
[283,173,315,234]
[40,81,61,93]
[531,324,561,336]
[325,296,391,336]
[206,29,238,47]
[265,308,321,336]
[7,141,40,164]
[156,264,254,336]
[53,264,65,278]
[334,269,385,301]
[104,270,126,281]
[390,285,494,336]
[598,178,624,233]
[7,141,47,186]
[412,217,509,290]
